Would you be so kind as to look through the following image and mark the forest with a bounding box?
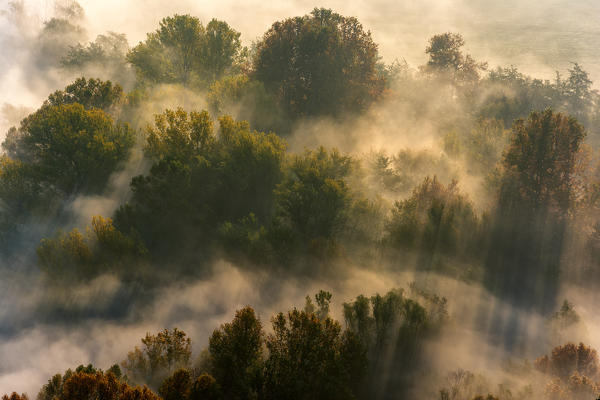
[1,1,600,399]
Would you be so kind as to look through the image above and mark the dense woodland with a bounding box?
[2,3,600,399]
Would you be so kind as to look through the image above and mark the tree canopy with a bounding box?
[253,8,384,119]
[128,15,242,87]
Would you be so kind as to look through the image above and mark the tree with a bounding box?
[385,176,479,260]
[45,77,124,113]
[344,288,446,398]
[564,63,596,122]
[535,343,599,381]
[37,215,146,281]
[1,393,28,400]
[115,110,285,259]
[61,32,131,82]
[128,15,242,87]
[189,374,220,400]
[159,370,221,400]
[304,290,332,320]
[264,306,366,400]
[0,156,50,244]
[199,19,243,82]
[484,111,587,313]
[37,364,122,400]
[159,369,192,400]
[253,8,384,119]
[500,109,586,215]
[122,328,192,389]
[423,32,487,85]
[4,103,134,196]
[33,17,86,71]
[272,147,352,257]
[208,306,264,400]
[60,370,159,400]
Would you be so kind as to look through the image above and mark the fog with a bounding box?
[1,0,600,398]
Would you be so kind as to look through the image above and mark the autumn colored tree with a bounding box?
[189,374,220,400]
[37,364,122,400]
[60,370,159,400]
[253,8,384,119]
[535,343,599,381]
[1,393,28,400]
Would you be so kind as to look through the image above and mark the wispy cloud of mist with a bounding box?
[2,259,596,397]
[3,0,600,135]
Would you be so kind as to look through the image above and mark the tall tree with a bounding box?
[253,8,384,119]
[423,32,487,85]
[128,15,242,87]
[500,109,586,215]
[264,306,366,400]
[208,307,264,400]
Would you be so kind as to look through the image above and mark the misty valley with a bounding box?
[2,1,600,400]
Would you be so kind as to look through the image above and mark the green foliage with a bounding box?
[481,64,600,136]
[254,8,384,119]
[45,77,124,113]
[128,15,242,87]
[208,307,263,400]
[344,287,447,398]
[207,74,283,133]
[500,109,586,215]
[272,147,353,258]
[61,32,131,82]
[5,103,134,196]
[34,17,86,70]
[423,32,487,85]
[385,176,479,259]
[0,156,51,242]
[264,306,367,400]
[304,290,332,320]
[116,109,286,260]
[37,216,146,281]
[122,328,192,390]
